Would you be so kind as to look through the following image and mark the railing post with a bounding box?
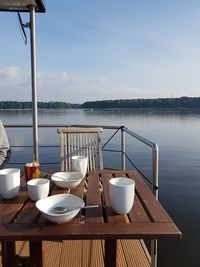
[151,143,159,267]
[152,143,159,200]
[29,4,39,162]
[121,127,125,170]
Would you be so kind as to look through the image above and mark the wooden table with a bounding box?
[0,170,181,267]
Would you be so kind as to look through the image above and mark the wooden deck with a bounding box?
[0,240,151,267]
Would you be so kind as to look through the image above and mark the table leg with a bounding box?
[104,239,118,267]
[1,241,16,267]
[29,241,44,267]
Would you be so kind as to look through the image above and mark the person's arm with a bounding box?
[0,120,11,168]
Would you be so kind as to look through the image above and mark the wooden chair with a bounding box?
[57,127,103,172]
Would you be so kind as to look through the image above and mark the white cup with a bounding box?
[0,168,20,199]
[109,177,135,214]
[71,156,88,177]
[27,178,50,201]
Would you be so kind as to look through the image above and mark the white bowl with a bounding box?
[36,194,85,224]
[51,172,84,188]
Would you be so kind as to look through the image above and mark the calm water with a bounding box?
[1,108,200,267]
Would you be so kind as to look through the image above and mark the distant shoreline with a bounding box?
[1,107,200,111]
[1,96,200,109]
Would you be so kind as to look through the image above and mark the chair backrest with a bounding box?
[57,127,103,172]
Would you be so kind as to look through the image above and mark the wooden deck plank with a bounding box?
[59,240,83,267]
[43,241,62,267]
[121,240,151,267]
[16,241,29,256]
[0,239,150,267]
[102,240,128,267]
[82,240,104,267]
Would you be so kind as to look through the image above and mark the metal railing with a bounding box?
[5,123,158,197]
[5,123,158,267]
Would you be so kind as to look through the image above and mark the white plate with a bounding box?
[36,194,85,224]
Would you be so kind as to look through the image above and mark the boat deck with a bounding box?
[0,239,151,266]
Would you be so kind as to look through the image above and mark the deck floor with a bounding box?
[0,240,150,267]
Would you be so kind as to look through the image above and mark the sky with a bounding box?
[0,0,200,103]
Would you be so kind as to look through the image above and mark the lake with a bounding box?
[1,108,200,267]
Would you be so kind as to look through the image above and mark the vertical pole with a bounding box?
[29,5,39,162]
[104,240,118,267]
[121,127,125,170]
[152,143,158,199]
[151,143,159,267]
[1,241,16,267]
[151,240,158,267]
[29,241,44,266]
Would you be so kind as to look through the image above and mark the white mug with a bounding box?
[71,156,88,177]
[0,168,20,199]
[27,178,50,201]
[109,177,135,214]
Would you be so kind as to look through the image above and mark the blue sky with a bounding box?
[0,0,200,103]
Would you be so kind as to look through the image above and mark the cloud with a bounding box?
[128,87,141,94]
[77,23,114,37]
[99,76,107,82]
[0,67,20,80]
[1,66,200,103]
[0,66,31,101]
[62,72,69,80]
[38,71,70,81]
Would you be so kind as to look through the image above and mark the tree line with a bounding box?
[82,97,200,109]
[0,101,80,109]
[1,97,200,109]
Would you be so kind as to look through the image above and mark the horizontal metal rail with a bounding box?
[4,124,121,129]
[5,124,158,192]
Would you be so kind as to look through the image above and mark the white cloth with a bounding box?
[0,120,10,166]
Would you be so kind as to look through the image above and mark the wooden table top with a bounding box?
[0,170,182,241]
